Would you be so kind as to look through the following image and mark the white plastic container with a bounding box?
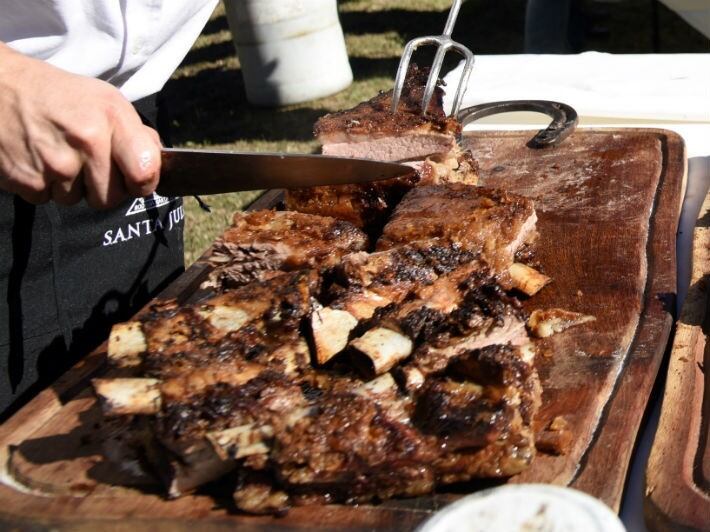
[418,484,626,532]
[224,0,353,106]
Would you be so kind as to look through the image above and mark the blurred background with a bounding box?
[165,0,709,264]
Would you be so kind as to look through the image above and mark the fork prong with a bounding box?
[391,37,433,114]
[420,42,450,115]
[449,45,475,117]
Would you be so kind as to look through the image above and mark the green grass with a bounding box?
[166,0,709,264]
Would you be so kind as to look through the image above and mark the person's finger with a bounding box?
[82,131,128,209]
[111,117,161,197]
[42,146,84,205]
[85,161,127,210]
[146,126,162,146]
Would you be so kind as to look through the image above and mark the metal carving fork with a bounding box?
[391,0,474,117]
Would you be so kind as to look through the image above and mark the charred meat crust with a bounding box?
[155,371,301,442]
[377,184,536,254]
[204,211,368,290]
[413,377,514,450]
[314,65,460,141]
[338,243,480,289]
[139,271,320,378]
[97,176,554,512]
[284,174,417,232]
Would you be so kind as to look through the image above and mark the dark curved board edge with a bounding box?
[567,129,685,510]
[459,127,685,511]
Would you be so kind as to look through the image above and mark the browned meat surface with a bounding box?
[412,145,480,186]
[203,210,368,290]
[378,184,537,271]
[284,174,417,232]
[329,242,480,321]
[272,386,438,503]
[414,378,516,450]
[155,370,306,443]
[108,271,320,379]
[92,77,564,512]
[435,429,536,480]
[315,64,460,159]
[285,65,477,234]
[422,344,540,479]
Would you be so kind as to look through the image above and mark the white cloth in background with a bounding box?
[444,51,710,532]
[1,0,218,102]
[444,52,710,125]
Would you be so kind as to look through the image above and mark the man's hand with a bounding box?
[0,43,162,209]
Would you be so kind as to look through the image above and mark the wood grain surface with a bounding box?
[645,188,710,532]
[0,128,685,530]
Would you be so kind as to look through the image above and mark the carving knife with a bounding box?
[156,148,416,197]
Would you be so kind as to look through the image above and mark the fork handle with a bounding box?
[443,0,463,37]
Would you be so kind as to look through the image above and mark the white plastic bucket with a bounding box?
[224,0,353,106]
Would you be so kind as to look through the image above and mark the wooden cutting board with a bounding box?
[645,188,710,531]
[0,128,685,531]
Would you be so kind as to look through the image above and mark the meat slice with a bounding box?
[284,175,417,232]
[270,379,438,505]
[309,243,482,365]
[315,64,460,161]
[285,66,478,233]
[415,343,540,477]
[108,270,320,378]
[351,266,529,387]
[377,184,537,272]
[376,184,540,296]
[203,210,368,290]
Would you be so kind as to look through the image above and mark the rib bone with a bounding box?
[206,424,274,461]
[108,322,146,367]
[527,308,596,338]
[350,328,413,374]
[93,378,161,416]
[311,306,359,364]
[509,263,551,296]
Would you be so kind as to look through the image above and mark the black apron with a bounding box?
[0,94,184,420]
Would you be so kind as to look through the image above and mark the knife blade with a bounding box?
[156,148,416,197]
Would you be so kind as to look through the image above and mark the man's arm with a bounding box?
[0,42,162,208]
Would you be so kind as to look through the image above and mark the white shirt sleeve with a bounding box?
[1,0,219,102]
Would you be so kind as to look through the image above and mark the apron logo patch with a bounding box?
[125,194,177,216]
[103,203,184,247]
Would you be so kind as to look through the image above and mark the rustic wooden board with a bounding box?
[645,188,710,531]
[0,128,684,530]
